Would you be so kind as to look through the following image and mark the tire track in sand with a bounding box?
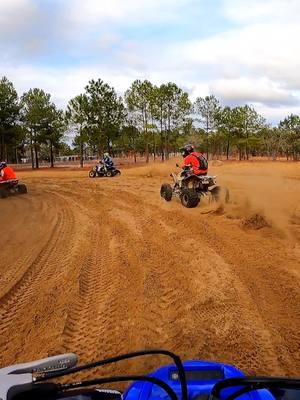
[105,189,191,372]
[0,195,75,365]
[61,209,125,377]
[107,187,283,375]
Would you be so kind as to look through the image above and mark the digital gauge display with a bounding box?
[170,369,224,381]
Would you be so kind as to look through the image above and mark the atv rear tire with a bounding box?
[160,183,173,201]
[17,184,27,194]
[89,170,96,178]
[180,189,199,208]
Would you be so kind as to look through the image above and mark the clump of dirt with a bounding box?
[201,205,225,215]
[212,204,225,215]
[241,213,270,230]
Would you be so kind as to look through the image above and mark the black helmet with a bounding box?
[0,161,7,170]
[180,144,194,158]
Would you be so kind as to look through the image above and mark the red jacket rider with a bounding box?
[181,144,208,175]
[0,162,17,182]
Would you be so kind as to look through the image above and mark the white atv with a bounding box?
[160,165,229,208]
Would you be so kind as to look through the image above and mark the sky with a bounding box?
[1,0,300,124]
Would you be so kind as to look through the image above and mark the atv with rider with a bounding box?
[160,165,229,208]
[89,153,121,178]
[0,162,27,198]
[89,162,121,178]
[160,145,229,208]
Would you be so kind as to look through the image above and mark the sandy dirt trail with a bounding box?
[0,161,299,379]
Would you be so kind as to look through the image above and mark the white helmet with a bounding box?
[0,161,7,170]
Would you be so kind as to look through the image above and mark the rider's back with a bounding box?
[103,156,113,167]
[184,152,208,175]
[1,166,16,181]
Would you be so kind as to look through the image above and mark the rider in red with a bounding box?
[0,162,17,182]
[181,144,208,175]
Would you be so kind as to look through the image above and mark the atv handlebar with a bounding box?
[1,350,299,400]
[1,350,187,400]
[0,354,77,400]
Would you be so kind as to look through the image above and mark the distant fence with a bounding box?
[11,156,153,170]
[10,154,298,170]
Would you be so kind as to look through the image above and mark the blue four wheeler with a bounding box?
[1,349,298,400]
[89,162,121,178]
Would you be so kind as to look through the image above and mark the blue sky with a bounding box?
[1,0,300,123]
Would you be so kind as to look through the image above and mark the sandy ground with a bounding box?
[0,160,299,379]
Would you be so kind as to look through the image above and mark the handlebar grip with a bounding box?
[0,354,78,375]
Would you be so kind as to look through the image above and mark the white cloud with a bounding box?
[0,0,38,35]
[0,0,32,17]
[210,77,298,107]
[175,21,300,89]
[67,0,194,26]
[98,32,122,50]
[0,0,300,125]
[223,0,300,23]
[187,83,211,101]
[0,64,138,108]
[254,104,300,124]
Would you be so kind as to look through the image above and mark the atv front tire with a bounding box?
[114,170,121,176]
[180,189,199,208]
[17,184,27,194]
[0,189,8,199]
[89,170,96,178]
[160,183,173,201]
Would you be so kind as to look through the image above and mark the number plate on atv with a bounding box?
[201,179,210,184]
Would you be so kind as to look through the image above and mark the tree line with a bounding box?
[1,75,300,168]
